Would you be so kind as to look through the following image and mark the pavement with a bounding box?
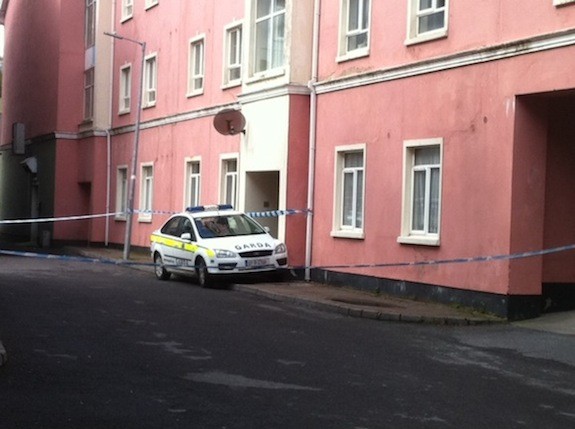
[2,243,575,367]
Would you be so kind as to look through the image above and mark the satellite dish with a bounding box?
[213,109,246,136]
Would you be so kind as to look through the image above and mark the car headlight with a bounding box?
[274,243,287,254]
[214,249,237,258]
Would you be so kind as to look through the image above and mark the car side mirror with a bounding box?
[180,232,192,241]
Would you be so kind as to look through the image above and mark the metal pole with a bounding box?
[104,32,146,260]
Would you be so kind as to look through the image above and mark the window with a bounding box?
[339,0,371,60]
[84,68,95,121]
[254,0,285,74]
[121,0,133,21]
[144,54,157,107]
[332,145,365,239]
[224,24,242,86]
[119,65,131,114]
[188,37,205,96]
[407,0,449,45]
[221,158,238,207]
[139,164,154,221]
[145,0,159,10]
[116,167,128,220]
[398,139,442,246]
[85,0,96,49]
[185,160,201,208]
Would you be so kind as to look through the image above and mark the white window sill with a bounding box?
[246,67,285,84]
[186,90,204,98]
[337,48,370,63]
[115,215,127,222]
[138,216,152,223]
[405,29,447,46]
[397,235,440,246]
[331,229,365,240]
[221,80,242,90]
[554,0,575,6]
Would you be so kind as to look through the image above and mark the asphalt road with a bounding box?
[0,256,574,428]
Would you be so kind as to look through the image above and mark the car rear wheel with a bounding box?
[196,258,211,288]
[154,253,171,280]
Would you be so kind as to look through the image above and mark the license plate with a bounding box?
[245,258,269,268]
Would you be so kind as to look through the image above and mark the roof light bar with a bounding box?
[186,204,234,213]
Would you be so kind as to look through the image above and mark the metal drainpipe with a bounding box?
[105,0,117,247]
[305,0,321,281]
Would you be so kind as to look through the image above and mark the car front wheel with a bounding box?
[154,253,171,280]
[196,257,211,288]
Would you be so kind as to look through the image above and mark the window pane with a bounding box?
[349,0,360,31]
[255,20,269,72]
[419,11,445,33]
[345,152,363,168]
[342,171,354,226]
[414,146,439,165]
[274,0,285,12]
[257,0,271,18]
[429,168,440,233]
[419,0,433,10]
[272,14,285,69]
[356,170,363,228]
[412,170,425,231]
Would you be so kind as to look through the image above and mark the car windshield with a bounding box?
[194,214,267,239]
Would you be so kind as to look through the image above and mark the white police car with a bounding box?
[150,205,288,286]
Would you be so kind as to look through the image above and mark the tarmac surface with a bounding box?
[1,243,575,366]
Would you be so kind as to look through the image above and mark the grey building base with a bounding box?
[308,269,543,321]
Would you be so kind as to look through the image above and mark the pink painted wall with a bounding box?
[318,1,575,83]
[1,0,84,146]
[285,95,310,267]
[313,43,575,296]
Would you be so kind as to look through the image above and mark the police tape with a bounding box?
[0,208,311,225]
[1,243,574,271]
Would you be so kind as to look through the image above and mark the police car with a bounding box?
[150,205,288,286]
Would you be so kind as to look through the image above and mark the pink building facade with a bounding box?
[1,0,574,319]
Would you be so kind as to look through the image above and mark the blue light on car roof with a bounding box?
[186,204,234,213]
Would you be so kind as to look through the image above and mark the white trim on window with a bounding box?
[223,23,243,88]
[119,64,132,114]
[145,0,159,10]
[338,0,371,62]
[121,0,133,22]
[554,0,575,5]
[143,53,157,108]
[139,163,154,222]
[187,35,205,97]
[115,166,128,221]
[398,138,443,246]
[220,154,239,207]
[406,0,449,46]
[331,144,366,239]
[184,158,201,209]
[252,0,286,76]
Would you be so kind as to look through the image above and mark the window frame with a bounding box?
[252,0,286,76]
[85,0,96,49]
[143,53,158,108]
[121,0,133,22]
[331,144,366,240]
[184,158,201,209]
[223,23,243,88]
[338,0,371,62]
[145,0,159,10]
[406,0,449,46]
[220,155,239,207]
[83,67,95,121]
[115,166,128,221]
[398,138,443,246]
[119,64,132,114]
[139,163,154,222]
[187,35,205,97]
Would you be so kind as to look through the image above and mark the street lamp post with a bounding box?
[104,32,146,260]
